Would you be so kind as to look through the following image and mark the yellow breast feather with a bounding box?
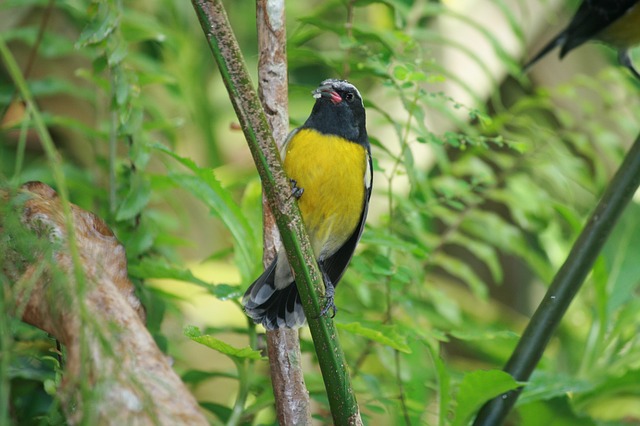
[283,128,367,260]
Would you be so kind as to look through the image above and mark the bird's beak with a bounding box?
[313,84,342,104]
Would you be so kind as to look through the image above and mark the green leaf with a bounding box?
[573,369,640,410]
[336,322,411,353]
[447,233,503,284]
[371,254,395,276]
[152,143,257,280]
[428,344,451,426]
[129,257,209,286]
[121,11,167,43]
[182,369,236,385]
[393,64,408,80]
[21,77,95,101]
[129,257,242,300]
[77,1,119,47]
[113,65,130,106]
[518,398,597,426]
[107,37,128,66]
[43,379,57,396]
[183,326,264,360]
[519,371,595,406]
[364,402,387,414]
[116,174,151,221]
[452,370,520,426]
[450,329,519,342]
[601,203,640,317]
[211,284,243,301]
[461,210,552,282]
[360,229,425,256]
[200,402,233,423]
[1,27,77,58]
[431,252,488,299]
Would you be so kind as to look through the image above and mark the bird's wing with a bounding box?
[561,0,639,56]
[320,146,373,287]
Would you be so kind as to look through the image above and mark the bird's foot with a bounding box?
[618,50,640,81]
[319,274,337,318]
[290,179,304,199]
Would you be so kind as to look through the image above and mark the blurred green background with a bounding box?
[1,0,640,424]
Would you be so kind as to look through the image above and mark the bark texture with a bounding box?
[256,0,313,424]
[2,181,207,426]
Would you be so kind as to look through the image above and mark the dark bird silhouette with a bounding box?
[524,0,640,78]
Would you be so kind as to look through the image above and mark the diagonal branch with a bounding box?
[190,0,361,424]
[473,131,640,425]
[1,182,208,425]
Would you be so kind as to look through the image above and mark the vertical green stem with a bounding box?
[109,87,118,215]
[190,1,361,424]
[12,109,29,181]
[0,39,83,293]
[227,359,250,426]
[0,288,10,426]
[384,87,420,426]
[0,34,92,423]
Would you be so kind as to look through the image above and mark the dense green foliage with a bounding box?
[1,0,640,425]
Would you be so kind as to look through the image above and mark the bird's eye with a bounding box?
[345,92,354,102]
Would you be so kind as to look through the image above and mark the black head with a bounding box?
[301,79,368,146]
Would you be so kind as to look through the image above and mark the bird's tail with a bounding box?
[242,260,306,330]
[523,33,566,73]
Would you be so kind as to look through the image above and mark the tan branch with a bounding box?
[2,181,207,426]
[255,0,312,424]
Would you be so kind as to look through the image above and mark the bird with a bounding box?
[242,79,372,330]
[524,0,640,79]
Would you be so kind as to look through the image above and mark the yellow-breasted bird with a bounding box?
[524,0,640,79]
[242,79,372,330]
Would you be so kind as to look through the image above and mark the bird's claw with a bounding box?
[320,295,337,318]
[290,179,304,199]
[319,275,337,318]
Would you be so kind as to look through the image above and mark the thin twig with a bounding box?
[342,0,356,78]
[385,86,421,426]
[0,0,54,120]
[395,350,412,426]
[23,0,56,80]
